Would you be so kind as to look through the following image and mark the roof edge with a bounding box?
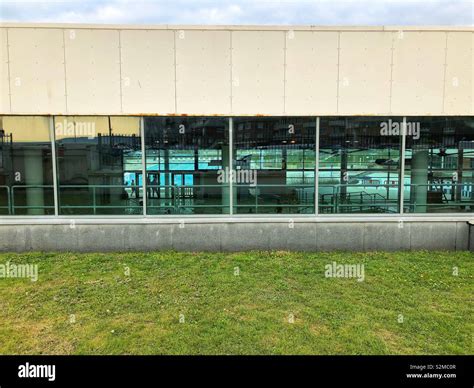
[0,22,473,32]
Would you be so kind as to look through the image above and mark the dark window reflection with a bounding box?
[144,117,229,214]
[0,116,54,215]
[233,117,315,214]
[319,117,401,214]
[55,116,142,215]
[2,115,473,218]
[404,117,474,213]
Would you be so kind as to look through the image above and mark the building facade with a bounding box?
[0,23,473,251]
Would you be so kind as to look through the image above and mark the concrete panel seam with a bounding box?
[389,31,395,114]
[336,31,341,113]
[283,30,287,114]
[118,29,123,113]
[442,31,448,114]
[468,222,472,251]
[173,30,177,114]
[408,221,412,249]
[229,30,233,114]
[61,29,68,113]
[6,28,12,112]
[455,221,458,250]
[363,222,367,250]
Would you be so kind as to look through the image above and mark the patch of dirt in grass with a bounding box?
[309,323,331,336]
[3,319,75,355]
[374,328,402,352]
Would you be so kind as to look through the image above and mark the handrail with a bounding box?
[11,185,55,189]
[318,183,398,213]
[10,185,54,215]
[59,184,137,188]
[2,182,474,216]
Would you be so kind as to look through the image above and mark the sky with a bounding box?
[0,0,472,26]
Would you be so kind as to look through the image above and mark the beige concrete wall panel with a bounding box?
[64,29,121,114]
[444,32,473,115]
[338,31,393,114]
[120,29,175,114]
[1,25,472,116]
[0,28,10,113]
[8,28,66,113]
[391,31,446,115]
[231,31,285,114]
[176,30,231,114]
[285,31,338,115]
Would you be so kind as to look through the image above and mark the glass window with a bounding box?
[3,115,473,218]
[0,116,54,215]
[404,117,474,213]
[144,117,229,215]
[319,117,401,214]
[233,117,316,214]
[55,116,143,215]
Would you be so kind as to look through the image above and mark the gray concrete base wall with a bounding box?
[0,221,471,252]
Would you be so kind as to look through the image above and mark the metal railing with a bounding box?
[147,184,229,214]
[11,185,55,215]
[1,182,474,216]
[59,185,143,215]
[403,183,474,213]
[234,183,315,213]
[319,183,399,213]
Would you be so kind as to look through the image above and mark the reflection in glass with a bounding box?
[233,117,315,214]
[144,117,229,214]
[2,115,473,218]
[404,117,474,213]
[319,117,401,214]
[0,116,54,215]
[55,116,143,215]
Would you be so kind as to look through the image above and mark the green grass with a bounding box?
[0,251,472,355]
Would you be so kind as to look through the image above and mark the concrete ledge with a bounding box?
[1,215,474,225]
[0,221,471,252]
[468,221,474,252]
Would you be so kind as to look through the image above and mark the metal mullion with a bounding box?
[229,117,234,215]
[49,116,59,216]
[315,117,320,216]
[399,116,407,215]
[140,117,147,216]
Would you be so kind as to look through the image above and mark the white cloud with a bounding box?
[0,0,472,25]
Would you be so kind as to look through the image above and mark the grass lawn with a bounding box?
[0,251,472,355]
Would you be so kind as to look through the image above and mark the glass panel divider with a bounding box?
[315,117,320,216]
[399,116,407,215]
[140,116,147,216]
[229,117,234,215]
[50,116,59,217]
